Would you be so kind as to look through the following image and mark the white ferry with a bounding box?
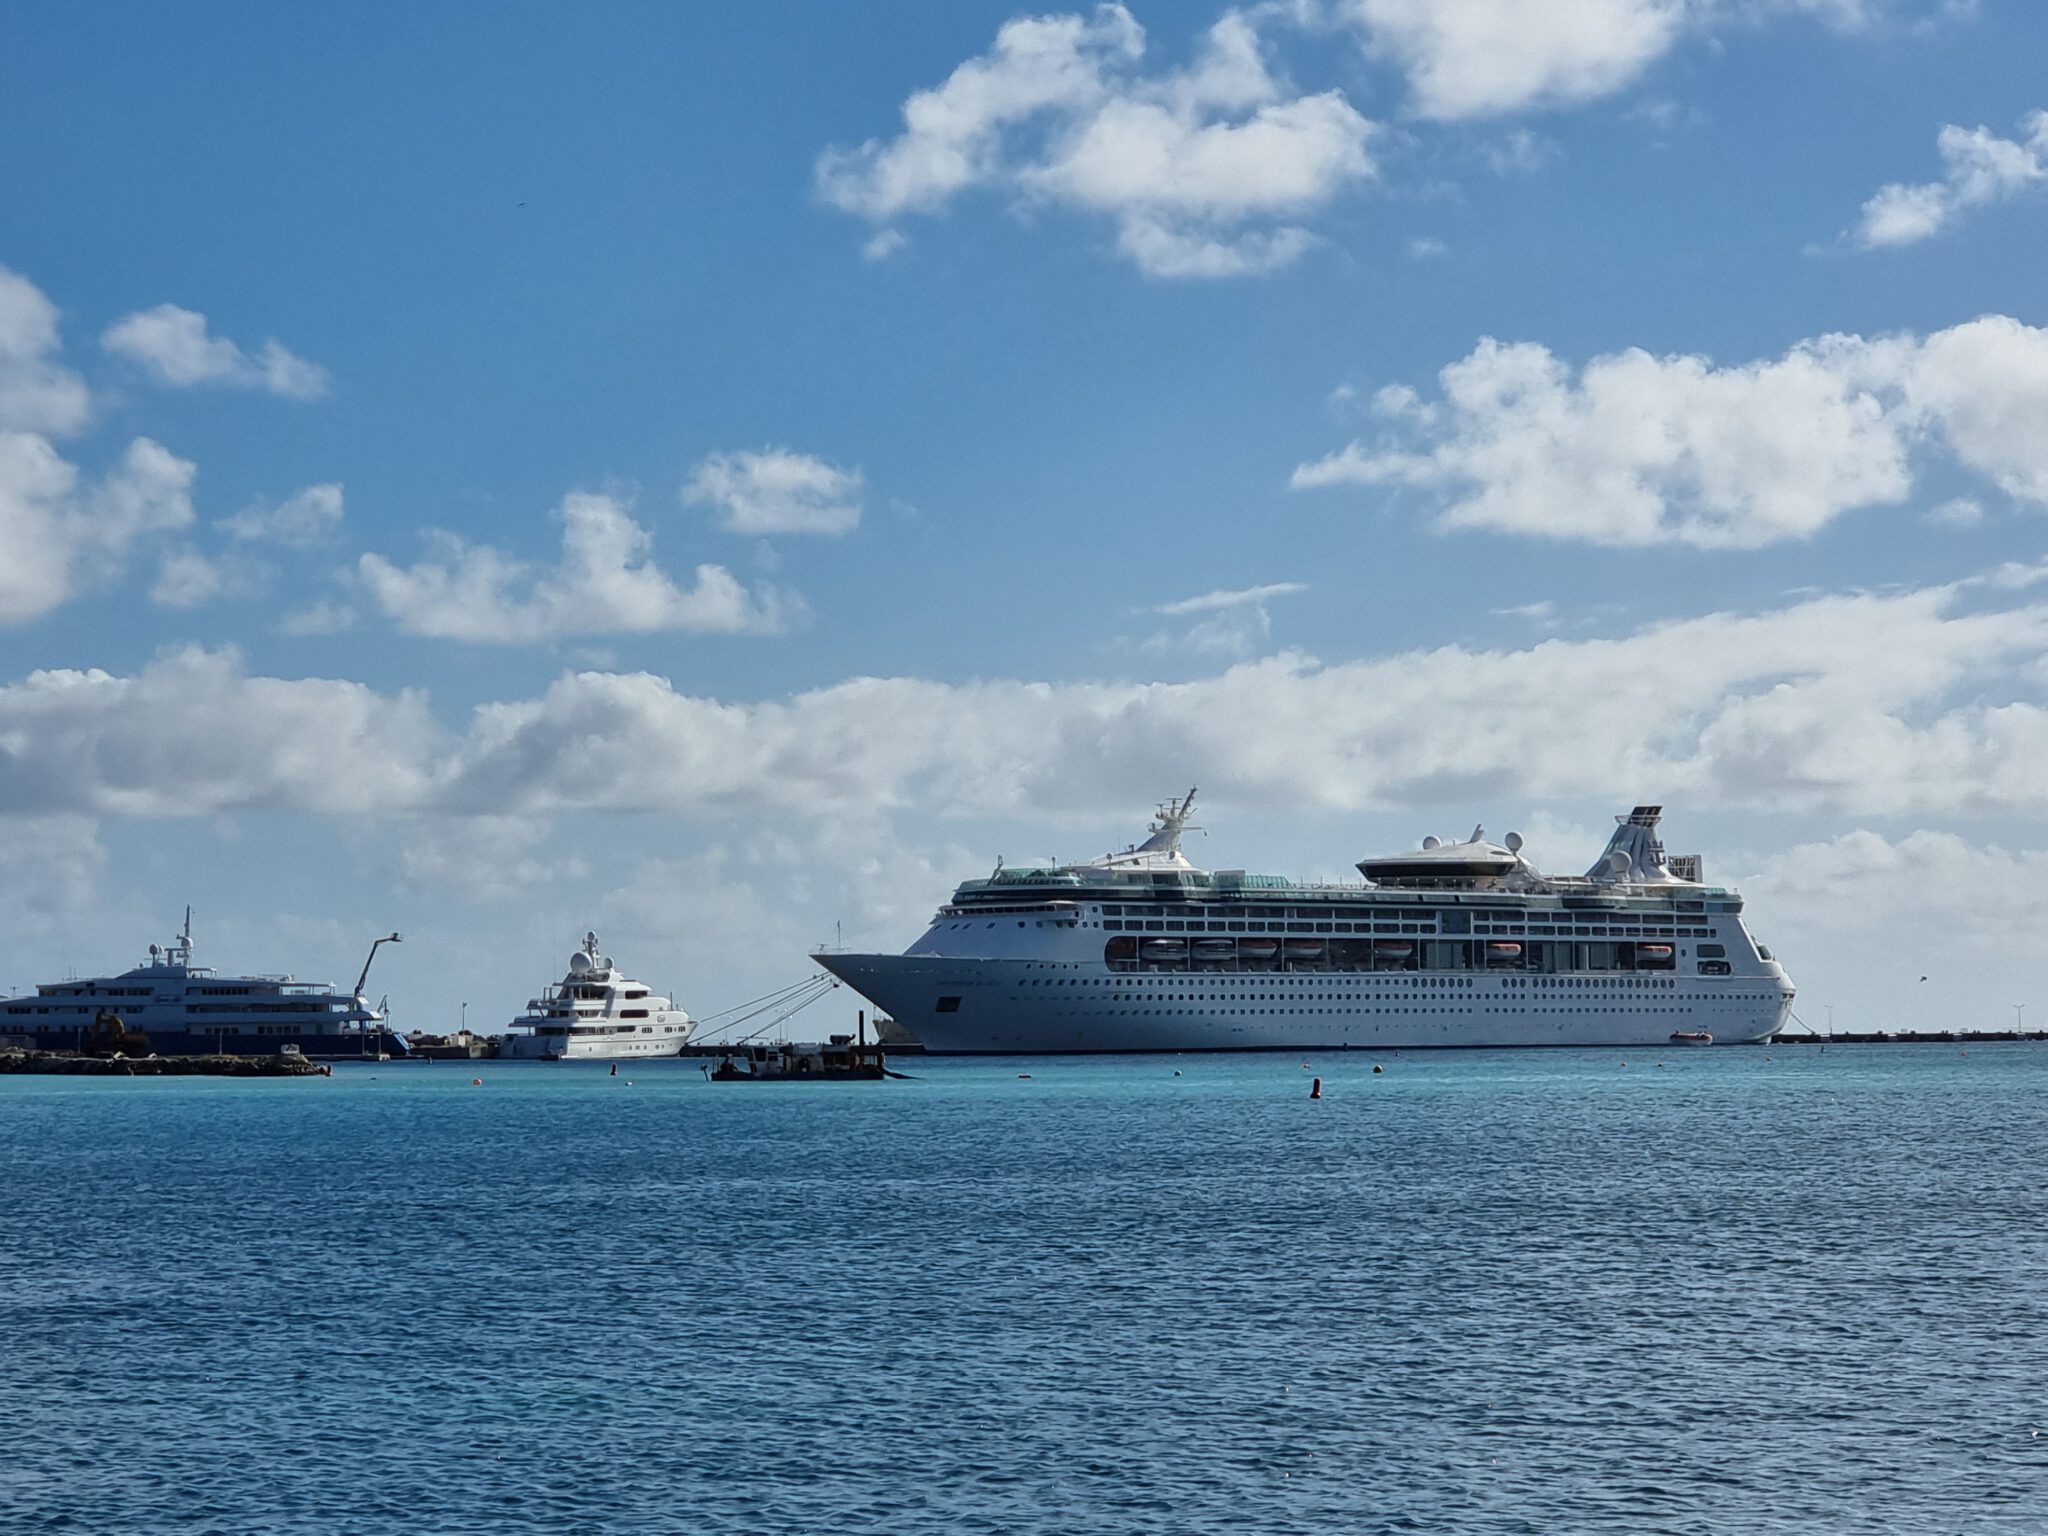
[814,795,1795,1054]
[0,911,407,1057]
[498,933,693,1060]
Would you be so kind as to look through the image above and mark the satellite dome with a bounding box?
[1504,831,1524,854]
[1421,835,1442,851]
[568,951,592,973]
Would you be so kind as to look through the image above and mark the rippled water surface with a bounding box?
[5,1044,2047,1534]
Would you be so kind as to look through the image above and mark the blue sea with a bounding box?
[4,1044,2046,1534]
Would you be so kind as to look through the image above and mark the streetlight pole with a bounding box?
[2015,1002,2027,1034]
[461,1000,468,1035]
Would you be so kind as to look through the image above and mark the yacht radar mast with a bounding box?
[167,906,193,968]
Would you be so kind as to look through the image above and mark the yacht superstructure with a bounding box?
[0,911,407,1057]
[498,933,693,1060]
[814,795,1795,1054]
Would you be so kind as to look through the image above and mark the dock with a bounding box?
[1775,1029,2048,1046]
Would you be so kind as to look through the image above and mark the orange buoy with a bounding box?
[472,1077,483,1086]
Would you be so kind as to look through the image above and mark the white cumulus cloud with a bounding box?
[150,548,269,610]
[1292,315,2048,547]
[220,482,345,546]
[278,599,357,637]
[101,303,329,399]
[818,6,1375,278]
[0,269,203,625]
[0,265,91,436]
[1853,109,2048,248]
[1348,0,1690,121]
[11,573,2048,825]
[357,489,787,643]
[682,449,864,536]
[1343,0,1892,122]
[0,433,197,625]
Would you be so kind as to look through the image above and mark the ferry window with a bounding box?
[1757,945,1774,961]
[935,996,962,1013]
[621,1009,649,1019]
[1698,944,1726,958]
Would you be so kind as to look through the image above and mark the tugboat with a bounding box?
[708,1015,895,1081]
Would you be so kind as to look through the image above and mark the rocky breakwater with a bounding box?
[0,1050,331,1077]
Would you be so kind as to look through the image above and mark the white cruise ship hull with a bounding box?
[815,953,1792,1054]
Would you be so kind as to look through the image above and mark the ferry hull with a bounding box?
[815,953,1791,1055]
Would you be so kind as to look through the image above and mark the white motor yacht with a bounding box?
[498,933,693,1060]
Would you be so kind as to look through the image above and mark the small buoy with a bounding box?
[1372,1064,1384,1074]
[1309,1076,1323,1100]
[610,1063,618,1077]
[472,1077,483,1086]
[1173,1069,1182,1076]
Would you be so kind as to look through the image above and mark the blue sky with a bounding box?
[3,1,2047,1033]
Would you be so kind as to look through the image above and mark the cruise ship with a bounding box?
[497,933,694,1060]
[814,795,1795,1054]
[0,911,408,1057]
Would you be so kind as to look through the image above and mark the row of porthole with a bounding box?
[1035,978,1678,988]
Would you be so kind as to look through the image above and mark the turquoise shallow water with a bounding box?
[4,1044,2046,1534]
